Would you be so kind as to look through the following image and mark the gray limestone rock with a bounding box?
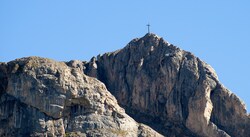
[0,57,162,137]
[0,33,249,137]
[84,33,250,137]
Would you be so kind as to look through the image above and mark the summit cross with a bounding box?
[146,23,150,33]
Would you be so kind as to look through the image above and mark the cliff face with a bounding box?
[0,57,162,137]
[0,33,249,137]
[85,33,250,137]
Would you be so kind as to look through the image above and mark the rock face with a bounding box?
[0,33,249,137]
[0,57,162,137]
[85,33,250,137]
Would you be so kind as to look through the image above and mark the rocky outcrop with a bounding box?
[1,33,249,137]
[85,33,250,137]
[0,57,162,137]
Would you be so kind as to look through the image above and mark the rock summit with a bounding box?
[0,33,249,137]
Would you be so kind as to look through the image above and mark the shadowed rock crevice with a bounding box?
[0,63,8,96]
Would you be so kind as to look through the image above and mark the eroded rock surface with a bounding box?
[85,33,250,137]
[0,57,162,137]
[1,33,249,137]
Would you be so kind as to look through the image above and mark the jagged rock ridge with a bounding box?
[0,33,249,137]
[85,33,250,137]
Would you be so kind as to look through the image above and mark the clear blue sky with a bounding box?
[1,1,250,111]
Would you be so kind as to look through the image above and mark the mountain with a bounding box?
[0,33,249,137]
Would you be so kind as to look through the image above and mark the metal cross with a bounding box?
[146,23,150,33]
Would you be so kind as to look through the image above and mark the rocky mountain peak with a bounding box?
[85,33,250,137]
[126,33,168,49]
[142,33,161,40]
[0,33,249,137]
